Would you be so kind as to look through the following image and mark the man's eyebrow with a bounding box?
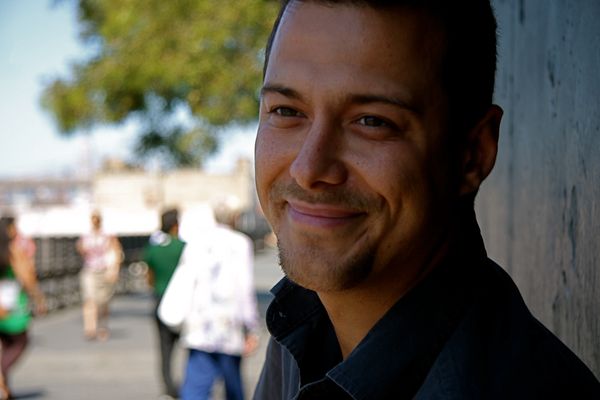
[260,84,303,101]
[260,85,420,114]
[350,94,421,115]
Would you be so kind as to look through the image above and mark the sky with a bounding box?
[0,0,256,179]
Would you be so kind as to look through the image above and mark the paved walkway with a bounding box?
[10,247,283,400]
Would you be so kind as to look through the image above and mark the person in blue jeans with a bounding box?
[183,351,244,400]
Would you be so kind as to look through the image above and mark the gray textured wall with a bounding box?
[476,0,600,377]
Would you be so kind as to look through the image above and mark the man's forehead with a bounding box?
[279,1,442,31]
[264,2,445,107]
[273,1,445,64]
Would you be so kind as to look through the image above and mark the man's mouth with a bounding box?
[286,199,365,228]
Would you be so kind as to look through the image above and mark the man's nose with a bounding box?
[289,119,348,189]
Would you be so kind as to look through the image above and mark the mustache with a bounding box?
[270,181,380,211]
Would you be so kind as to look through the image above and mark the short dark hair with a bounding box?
[160,208,179,233]
[263,0,498,137]
[0,216,15,269]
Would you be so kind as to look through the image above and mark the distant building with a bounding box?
[0,159,260,237]
[94,158,254,213]
[0,177,91,212]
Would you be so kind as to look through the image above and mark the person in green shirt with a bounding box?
[0,216,46,400]
[143,208,186,399]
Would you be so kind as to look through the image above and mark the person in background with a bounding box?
[0,216,46,399]
[143,208,186,400]
[6,217,35,265]
[76,211,122,341]
[159,206,260,400]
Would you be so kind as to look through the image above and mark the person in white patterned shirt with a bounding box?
[159,205,259,400]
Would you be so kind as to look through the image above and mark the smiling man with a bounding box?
[253,1,600,399]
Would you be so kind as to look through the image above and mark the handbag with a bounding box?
[0,280,21,310]
[0,281,31,334]
[157,248,197,332]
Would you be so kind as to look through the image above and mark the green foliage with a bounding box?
[41,0,278,167]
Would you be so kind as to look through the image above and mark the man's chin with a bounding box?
[278,243,374,292]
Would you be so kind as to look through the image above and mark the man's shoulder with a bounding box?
[419,258,600,398]
[254,336,300,400]
[170,237,186,248]
[143,236,185,258]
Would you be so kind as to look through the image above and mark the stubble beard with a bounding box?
[268,180,382,292]
[277,234,376,292]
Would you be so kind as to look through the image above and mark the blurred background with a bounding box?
[1,1,280,399]
[0,0,278,299]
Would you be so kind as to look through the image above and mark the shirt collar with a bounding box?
[266,217,488,399]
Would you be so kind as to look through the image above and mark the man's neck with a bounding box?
[318,288,397,359]
[317,230,453,359]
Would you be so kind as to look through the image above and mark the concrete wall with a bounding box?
[476,0,600,377]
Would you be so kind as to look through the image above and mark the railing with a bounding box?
[33,235,150,312]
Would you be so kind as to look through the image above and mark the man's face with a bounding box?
[255,3,458,292]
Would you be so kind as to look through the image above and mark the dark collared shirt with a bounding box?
[254,222,600,399]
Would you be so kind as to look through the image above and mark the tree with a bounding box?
[41,0,278,167]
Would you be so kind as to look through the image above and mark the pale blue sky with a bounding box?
[0,0,255,178]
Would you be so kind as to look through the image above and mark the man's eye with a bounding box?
[357,116,389,127]
[273,107,301,117]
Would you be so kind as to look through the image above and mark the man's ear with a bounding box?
[459,105,503,196]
